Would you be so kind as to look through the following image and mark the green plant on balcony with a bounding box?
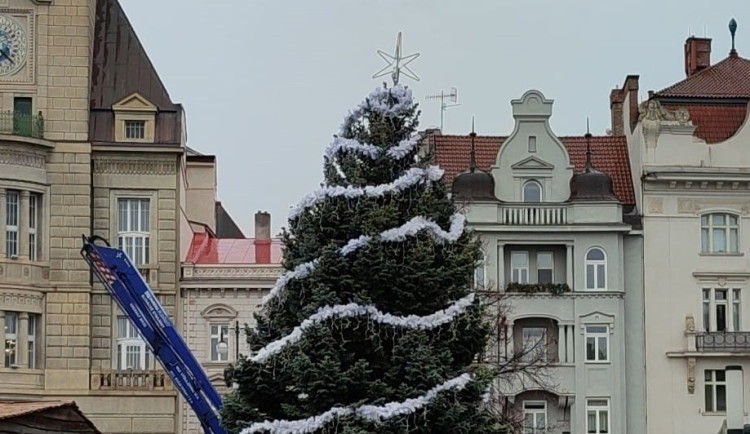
[505,282,571,295]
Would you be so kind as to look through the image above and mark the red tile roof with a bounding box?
[186,232,283,265]
[432,134,635,206]
[662,103,748,144]
[656,55,750,98]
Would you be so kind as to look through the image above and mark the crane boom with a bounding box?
[80,235,226,434]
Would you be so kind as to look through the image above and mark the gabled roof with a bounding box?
[655,55,750,99]
[186,232,283,265]
[215,202,246,238]
[91,0,178,111]
[432,134,635,206]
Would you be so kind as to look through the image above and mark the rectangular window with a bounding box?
[522,327,546,361]
[116,316,152,370]
[585,325,609,362]
[13,97,32,136]
[5,190,19,257]
[586,399,610,433]
[27,315,36,369]
[511,251,529,284]
[117,198,150,266]
[705,370,727,412]
[537,252,553,284]
[124,120,146,140]
[701,213,739,253]
[4,312,17,367]
[703,288,741,332]
[210,323,229,362]
[522,401,546,434]
[528,136,537,153]
[28,193,39,261]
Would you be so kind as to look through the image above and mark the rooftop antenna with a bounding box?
[425,87,460,132]
[372,32,421,86]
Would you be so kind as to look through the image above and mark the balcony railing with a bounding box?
[499,204,568,225]
[0,111,44,139]
[91,369,173,391]
[696,332,750,353]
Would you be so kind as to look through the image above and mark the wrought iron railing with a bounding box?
[696,332,750,352]
[0,111,44,138]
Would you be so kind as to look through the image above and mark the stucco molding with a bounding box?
[184,266,283,279]
[0,148,45,169]
[677,198,750,215]
[93,158,176,175]
[639,99,695,148]
[647,197,663,214]
[0,288,44,313]
[200,303,238,320]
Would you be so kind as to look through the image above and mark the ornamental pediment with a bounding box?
[511,156,554,170]
[112,92,158,113]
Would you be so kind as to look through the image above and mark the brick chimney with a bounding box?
[609,75,640,135]
[254,211,271,264]
[684,37,711,77]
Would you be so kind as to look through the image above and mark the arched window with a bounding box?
[523,180,542,203]
[474,250,486,289]
[585,248,606,290]
[701,213,739,253]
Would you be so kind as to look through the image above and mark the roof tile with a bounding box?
[186,232,283,265]
[433,135,635,206]
[655,55,750,98]
[663,103,748,144]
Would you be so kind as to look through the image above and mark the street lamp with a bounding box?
[216,328,229,360]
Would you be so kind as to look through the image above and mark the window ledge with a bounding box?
[700,411,726,416]
[699,252,744,257]
[584,361,611,365]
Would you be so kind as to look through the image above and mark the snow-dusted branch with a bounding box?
[289,166,444,220]
[252,293,475,364]
[263,213,466,305]
[240,373,473,434]
[338,85,414,136]
[323,136,420,164]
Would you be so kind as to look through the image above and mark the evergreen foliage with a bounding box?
[221,85,504,434]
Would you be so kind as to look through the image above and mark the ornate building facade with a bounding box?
[427,90,646,434]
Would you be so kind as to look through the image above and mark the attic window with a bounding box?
[125,120,145,140]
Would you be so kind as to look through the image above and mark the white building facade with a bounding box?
[431,90,646,434]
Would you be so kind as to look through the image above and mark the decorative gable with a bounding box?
[490,90,574,202]
[112,92,157,143]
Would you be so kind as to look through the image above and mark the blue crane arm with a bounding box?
[80,235,226,434]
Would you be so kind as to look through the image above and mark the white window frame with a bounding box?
[28,193,38,261]
[704,369,726,413]
[522,400,546,434]
[115,315,152,371]
[4,312,17,367]
[117,198,151,266]
[27,314,36,369]
[5,190,19,258]
[585,248,607,290]
[585,325,610,363]
[511,251,529,284]
[537,252,554,284]
[586,398,610,434]
[702,288,741,332]
[209,323,230,363]
[124,120,146,140]
[701,213,739,254]
[523,180,542,203]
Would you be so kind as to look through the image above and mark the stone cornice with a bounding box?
[504,291,624,299]
[182,264,282,280]
[0,289,44,313]
[93,157,176,175]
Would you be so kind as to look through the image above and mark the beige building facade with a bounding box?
[0,0,208,432]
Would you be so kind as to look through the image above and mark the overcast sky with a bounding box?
[120,0,749,236]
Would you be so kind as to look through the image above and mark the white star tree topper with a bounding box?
[372,32,420,85]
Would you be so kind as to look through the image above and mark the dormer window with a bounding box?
[523,180,542,203]
[125,120,145,140]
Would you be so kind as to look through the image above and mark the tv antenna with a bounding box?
[425,87,460,132]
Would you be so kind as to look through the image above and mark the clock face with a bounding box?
[0,15,27,77]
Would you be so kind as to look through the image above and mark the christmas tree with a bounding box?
[220,85,503,433]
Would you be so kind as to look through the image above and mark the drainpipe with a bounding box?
[726,365,744,434]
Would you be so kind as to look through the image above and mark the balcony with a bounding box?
[499,204,567,225]
[0,111,44,139]
[697,332,750,353]
[91,369,173,391]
